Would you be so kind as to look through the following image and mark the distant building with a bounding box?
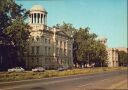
[117,47,128,53]
[97,36,119,67]
[107,48,118,67]
[25,5,73,69]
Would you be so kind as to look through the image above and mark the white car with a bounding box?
[32,67,45,72]
[8,67,25,72]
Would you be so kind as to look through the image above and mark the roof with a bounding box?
[96,36,107,41]
[30,5,46,12]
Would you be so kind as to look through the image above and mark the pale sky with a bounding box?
[16,0,127,48]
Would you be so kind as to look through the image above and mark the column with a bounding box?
[45,15,47,25]
[43,14,45,25]
[29,14,31,24]
[31,14,33,23]
[36,13,38,23]
[40,13,41,24]
[34,13,36,24]
[41,14,43,24]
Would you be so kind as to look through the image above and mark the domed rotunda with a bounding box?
[29,5,47,31]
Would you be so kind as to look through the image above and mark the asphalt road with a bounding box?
[0,70,127,90]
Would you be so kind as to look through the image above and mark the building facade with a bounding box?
[107,48,118,67]
[25,5,73,69]
[117,47,128,53]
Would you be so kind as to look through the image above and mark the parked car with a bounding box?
[32,67,45,72]
[8,67,25,72]
[57,66,68,71]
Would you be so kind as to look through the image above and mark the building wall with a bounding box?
[26,28,73,69]
[107,48,118,67]
[117,47,128,53]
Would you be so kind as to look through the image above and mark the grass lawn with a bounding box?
[0,67,127,82]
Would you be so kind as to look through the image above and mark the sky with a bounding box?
[16,0,127,48]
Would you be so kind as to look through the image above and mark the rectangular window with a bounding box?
[48,47,50,55]
[37,58,39,64]
[49,39,50,44]
[45,46,47,55]
[64,42,66,48]
[64,49,66,55]
[45,38,47,44]
[36,46,39,54]
[31,46,35,54]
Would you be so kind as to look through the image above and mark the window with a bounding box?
[45,38,47,43]
[37,58,39,63]
[31,58,34,63]
[49,39,50,44]
[31,46,35,54]
[48,47,50,55]
[45,46,47,55]
[36,46,39,55]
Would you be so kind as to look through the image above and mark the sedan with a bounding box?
[8,67,25,72]
[32,67,45,72]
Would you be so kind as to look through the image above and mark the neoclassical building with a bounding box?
[97,37,119,67]
[25,5,73,69]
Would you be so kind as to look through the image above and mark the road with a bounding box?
[0,70,127,90]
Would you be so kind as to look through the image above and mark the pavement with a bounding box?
[0,70,127,90]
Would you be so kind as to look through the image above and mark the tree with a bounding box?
[0,0,30,70]
[53,22,76,37]
[118,51,128,66]
[53,22,107,68]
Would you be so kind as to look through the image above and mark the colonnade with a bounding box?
[30,13,47,24]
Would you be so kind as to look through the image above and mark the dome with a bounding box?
[30,5,46,12]
[96,36,107,41]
